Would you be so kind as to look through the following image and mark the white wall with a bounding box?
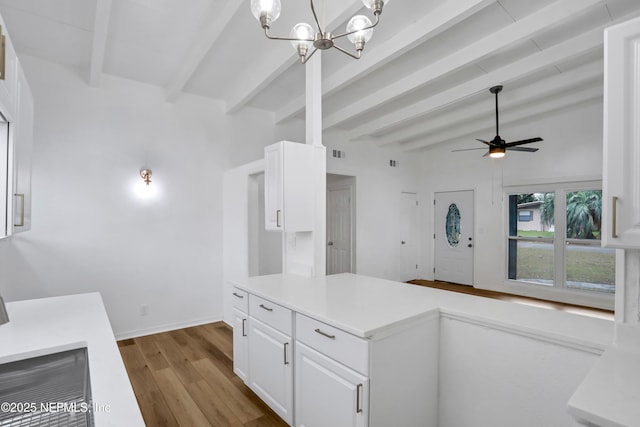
[0,55,280,338]
[418,100,608,307]
[324,129,423,281]
[438,315,599,427]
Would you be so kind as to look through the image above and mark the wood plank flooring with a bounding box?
[117,322,288,427]
[408,279,614,320]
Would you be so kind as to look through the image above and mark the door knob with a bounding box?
[468,244,473,248]
[401,241,406,245]
[328,241,334,246]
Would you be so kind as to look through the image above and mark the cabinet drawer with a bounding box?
[231,288,248,313]
[249,295,292,336]
[295,314,369,375]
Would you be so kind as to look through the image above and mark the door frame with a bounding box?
[432,189,477,284]
[327,173,356,274]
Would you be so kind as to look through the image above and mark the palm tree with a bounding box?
[566,191,602,239]
[540,192,555,228]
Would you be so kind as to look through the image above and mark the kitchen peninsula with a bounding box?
[231,272,614,427]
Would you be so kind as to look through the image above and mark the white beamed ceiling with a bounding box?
[2,0,638,151]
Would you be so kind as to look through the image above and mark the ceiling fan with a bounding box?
[452,85,543,158]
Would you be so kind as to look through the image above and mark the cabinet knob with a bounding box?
[328,241,334,246]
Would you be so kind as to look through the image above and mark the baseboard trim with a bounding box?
[114,316,223,341]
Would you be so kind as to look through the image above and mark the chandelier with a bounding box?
[251,0,390,64]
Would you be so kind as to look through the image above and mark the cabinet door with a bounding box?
[12,67,33,233]
[232,308,249,383]
[602,16,640,248]
[264,143,284,231]
[248,317,293,425]
[0,25,18,118]
[295,342,368,427]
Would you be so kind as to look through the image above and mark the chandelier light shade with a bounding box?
[252,0,390,64]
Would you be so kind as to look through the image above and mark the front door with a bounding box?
[434,190,474,285]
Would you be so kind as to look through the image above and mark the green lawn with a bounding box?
[517,230,555,238]
[516,246,615,288]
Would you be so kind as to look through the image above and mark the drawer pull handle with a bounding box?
[284,342,289,365]
[276,209,281,228]
[356,383,363,413]
[314,328,336,339]
[612,196,619,238]
[232,292,244,299]
[242,318,247,337]
[259,304,273,312]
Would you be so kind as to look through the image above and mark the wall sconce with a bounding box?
[140,168,152,185]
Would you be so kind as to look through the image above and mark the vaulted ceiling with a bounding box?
[1,0,638,152]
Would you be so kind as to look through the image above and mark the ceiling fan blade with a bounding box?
[482,151,490,157]
[452,147,488,152]
[476,139,492,146]
[507,146,539,152]
[504,137,543,147]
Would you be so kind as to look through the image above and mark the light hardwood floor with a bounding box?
[117,323,288,427]
[408,279,614,320]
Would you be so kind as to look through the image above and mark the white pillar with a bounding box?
[306,52,326,276]
[306,51,323,147]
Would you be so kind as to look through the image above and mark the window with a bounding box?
[518,210,533,222]
[507,186,614,296]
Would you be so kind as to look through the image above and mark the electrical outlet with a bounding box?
[140,304,149,316]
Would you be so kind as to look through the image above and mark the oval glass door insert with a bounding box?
[445,203,461,247]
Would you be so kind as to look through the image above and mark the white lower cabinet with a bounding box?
[232,308,248,382]
[295,341,368,427]
[248,316,293,425]
[233,288,439,427]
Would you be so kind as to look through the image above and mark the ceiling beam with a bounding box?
[165,1,244,102]
[403,85,603,152]
[225,1,362,115]
[89,0,113,87]
[347,27,604,141]
[323,0,603,130]
[375,60,604,146]
[274,0,496,124]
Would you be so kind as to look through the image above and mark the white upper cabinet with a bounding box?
[12,66,33,233]
[264,141,314,232]
[0,17,18,120]
[603,16,640,249]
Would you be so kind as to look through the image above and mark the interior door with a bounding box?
[399,192,419,281]
[434,190,474,285]
[327,187,352,275]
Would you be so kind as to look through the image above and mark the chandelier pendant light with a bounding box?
[251,0,390,64]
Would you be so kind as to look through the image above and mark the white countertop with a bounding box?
[231,273,614,348]
[569,345,640,427]
[0,292,144,426]
[235,273,638,425]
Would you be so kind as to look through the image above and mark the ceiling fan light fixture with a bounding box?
[489,146,506,158]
